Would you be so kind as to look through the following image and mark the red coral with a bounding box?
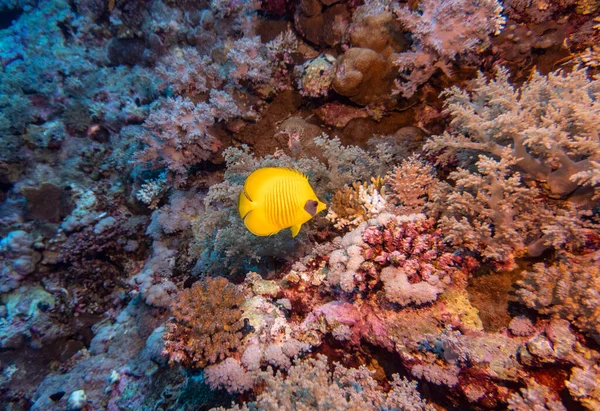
[361,217,464,285]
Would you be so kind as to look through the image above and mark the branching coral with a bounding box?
[156,47,209,97]
[385,155,440,215]
[209,89,241,122]
[163,277,246,368]
[136,172,167,210]
[438,153,547,267]
[226,36,272,87]
[425,66,600,198]
[265,30,298,92]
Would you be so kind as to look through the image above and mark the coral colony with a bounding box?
[3,0,600,409]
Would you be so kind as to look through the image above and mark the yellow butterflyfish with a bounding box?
[238,167,327,237]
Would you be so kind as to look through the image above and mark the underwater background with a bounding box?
[1,0,600,409]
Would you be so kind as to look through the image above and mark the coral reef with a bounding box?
[2,0,600,409]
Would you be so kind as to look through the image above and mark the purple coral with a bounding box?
[226,36,272,86]
[393,0,505,97]
[136,97,220,180]
[156,47,210,97]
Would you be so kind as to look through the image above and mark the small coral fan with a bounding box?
[163,277,246,367]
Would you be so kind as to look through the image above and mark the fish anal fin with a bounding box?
[290,223,302,238]
[244,210,280,236]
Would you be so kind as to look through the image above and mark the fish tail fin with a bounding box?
[238,189,254,219]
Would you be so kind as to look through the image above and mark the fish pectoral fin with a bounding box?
[290,223,302,238]
[238,189,254,219]
[242,188,253,202]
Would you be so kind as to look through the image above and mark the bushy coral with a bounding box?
[156,47,209,97]
[163,277,246,368]
[385,155,441,215]
[425,66,600,197]
[437,154,547,267]
[226,36,272,87]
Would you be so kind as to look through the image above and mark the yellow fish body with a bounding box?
[238,167,326,237]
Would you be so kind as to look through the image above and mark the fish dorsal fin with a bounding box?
[284,167,308,180]
[244,168,307,197]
